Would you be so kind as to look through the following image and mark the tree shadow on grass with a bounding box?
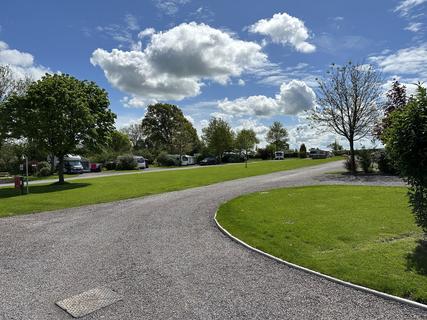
[406,240,427,276]
[0,182,90,199]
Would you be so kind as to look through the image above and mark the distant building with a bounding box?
[309,148,331,159]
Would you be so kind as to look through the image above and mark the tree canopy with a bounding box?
[202,118,234,161]
[266,121,289,151]
[383,84,427,236]
[3,73,116,183]
[141,103,199,155]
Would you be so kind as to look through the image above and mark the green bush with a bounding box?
[376,150,397,175]
[384,84,427,236]
[344,156,357,172]
[299,144,307,158]
[256,148,272,160]
[156,152,177,166]
[105,161,116,170]
[116,155,137,170]
[357,148,373,173]
[38,167,51,177]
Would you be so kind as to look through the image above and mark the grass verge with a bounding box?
[216,185,427,303]
[0,157,340,217]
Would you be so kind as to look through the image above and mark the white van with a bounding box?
[133,156,148,169]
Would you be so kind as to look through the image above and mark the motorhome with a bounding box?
[133,156,148,169]
[274,151,285,160]
[167,154,196,166]
[309,148,331,159]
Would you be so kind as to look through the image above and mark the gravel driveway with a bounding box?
[0,161,425,319]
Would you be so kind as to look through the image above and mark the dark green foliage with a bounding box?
[384,84,427,235]
[109,130,132,154]
[202,118,234,162]
[105,161,116,170]
[299,144,307,158]
[38,167,51,177]
[357,147,373,173]
[376,150,397,175]
[156,151,177,166]
[222,153,245,163]
[3,74,116,183]
[266,121,289,151]
[116,155,137,170]
[36,161,51,177]
[141,103,199,156]
[328,140,344,155]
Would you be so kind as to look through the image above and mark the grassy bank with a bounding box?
[216,185,427,303]
[0,157,341,217]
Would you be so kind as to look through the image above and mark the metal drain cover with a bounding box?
[56,287,122,318]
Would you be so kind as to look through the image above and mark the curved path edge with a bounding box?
[214,208,427,312]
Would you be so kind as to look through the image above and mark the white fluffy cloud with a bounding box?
[91,22,268,102]
[218,80,315,117]
[249,12,316,53]
[369,43,427,79]
[0,41,49,79]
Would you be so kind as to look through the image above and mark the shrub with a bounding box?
[344,156,357,172]
[37,161,51,172]
[38,167,51,177]
[357,148,373,173]
[116,155,138,170]
[222,153,244,163]
[299,144,307,158]
[256,148,271,160]
[376,150,397,175]
[105,161,116,170]
[156,152,177,166]
[384,84,427,236]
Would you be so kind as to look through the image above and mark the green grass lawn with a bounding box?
[0,157,341,217]
[216,185,427,303]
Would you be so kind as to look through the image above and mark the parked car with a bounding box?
[134,156,148,169]
[200,157,218,166]
[90,163,103,172]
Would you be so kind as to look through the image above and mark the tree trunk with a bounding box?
[58,155,65,184]
[50,155,55,173]
[349,139,356,174]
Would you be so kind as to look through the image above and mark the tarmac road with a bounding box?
[0,161,425,319]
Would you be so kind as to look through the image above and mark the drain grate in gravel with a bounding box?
[56,287,122,318]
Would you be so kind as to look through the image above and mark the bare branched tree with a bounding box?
[309,62,383,173]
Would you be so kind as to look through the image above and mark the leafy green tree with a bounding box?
[0,65,32,148]
[4,74,116,183]
[299,143,307,158]
[266,121,289,151]
[310,62,382,173]
[384,84,427,237]
[109,130,132,154]
[141,103,198,156]
[235,129,259,167]
[202,118,234,162]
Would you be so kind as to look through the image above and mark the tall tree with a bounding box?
[266,121,288,151]
[299,143,307,158]
[328,139,343,154]
[235,129,259,168]
[109,130,132,154]
[310,62,382,173]
[383,84,427,238]
[141,103,198,155]
[374,80,407,142]
[4,74,116,183]
[202,118,234,162]
[0,65,32,148]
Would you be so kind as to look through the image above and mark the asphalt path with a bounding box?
[0,161,425,319]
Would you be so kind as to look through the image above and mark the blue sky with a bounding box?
[1,0,426,148]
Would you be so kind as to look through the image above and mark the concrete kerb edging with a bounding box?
[213,210,427,312]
